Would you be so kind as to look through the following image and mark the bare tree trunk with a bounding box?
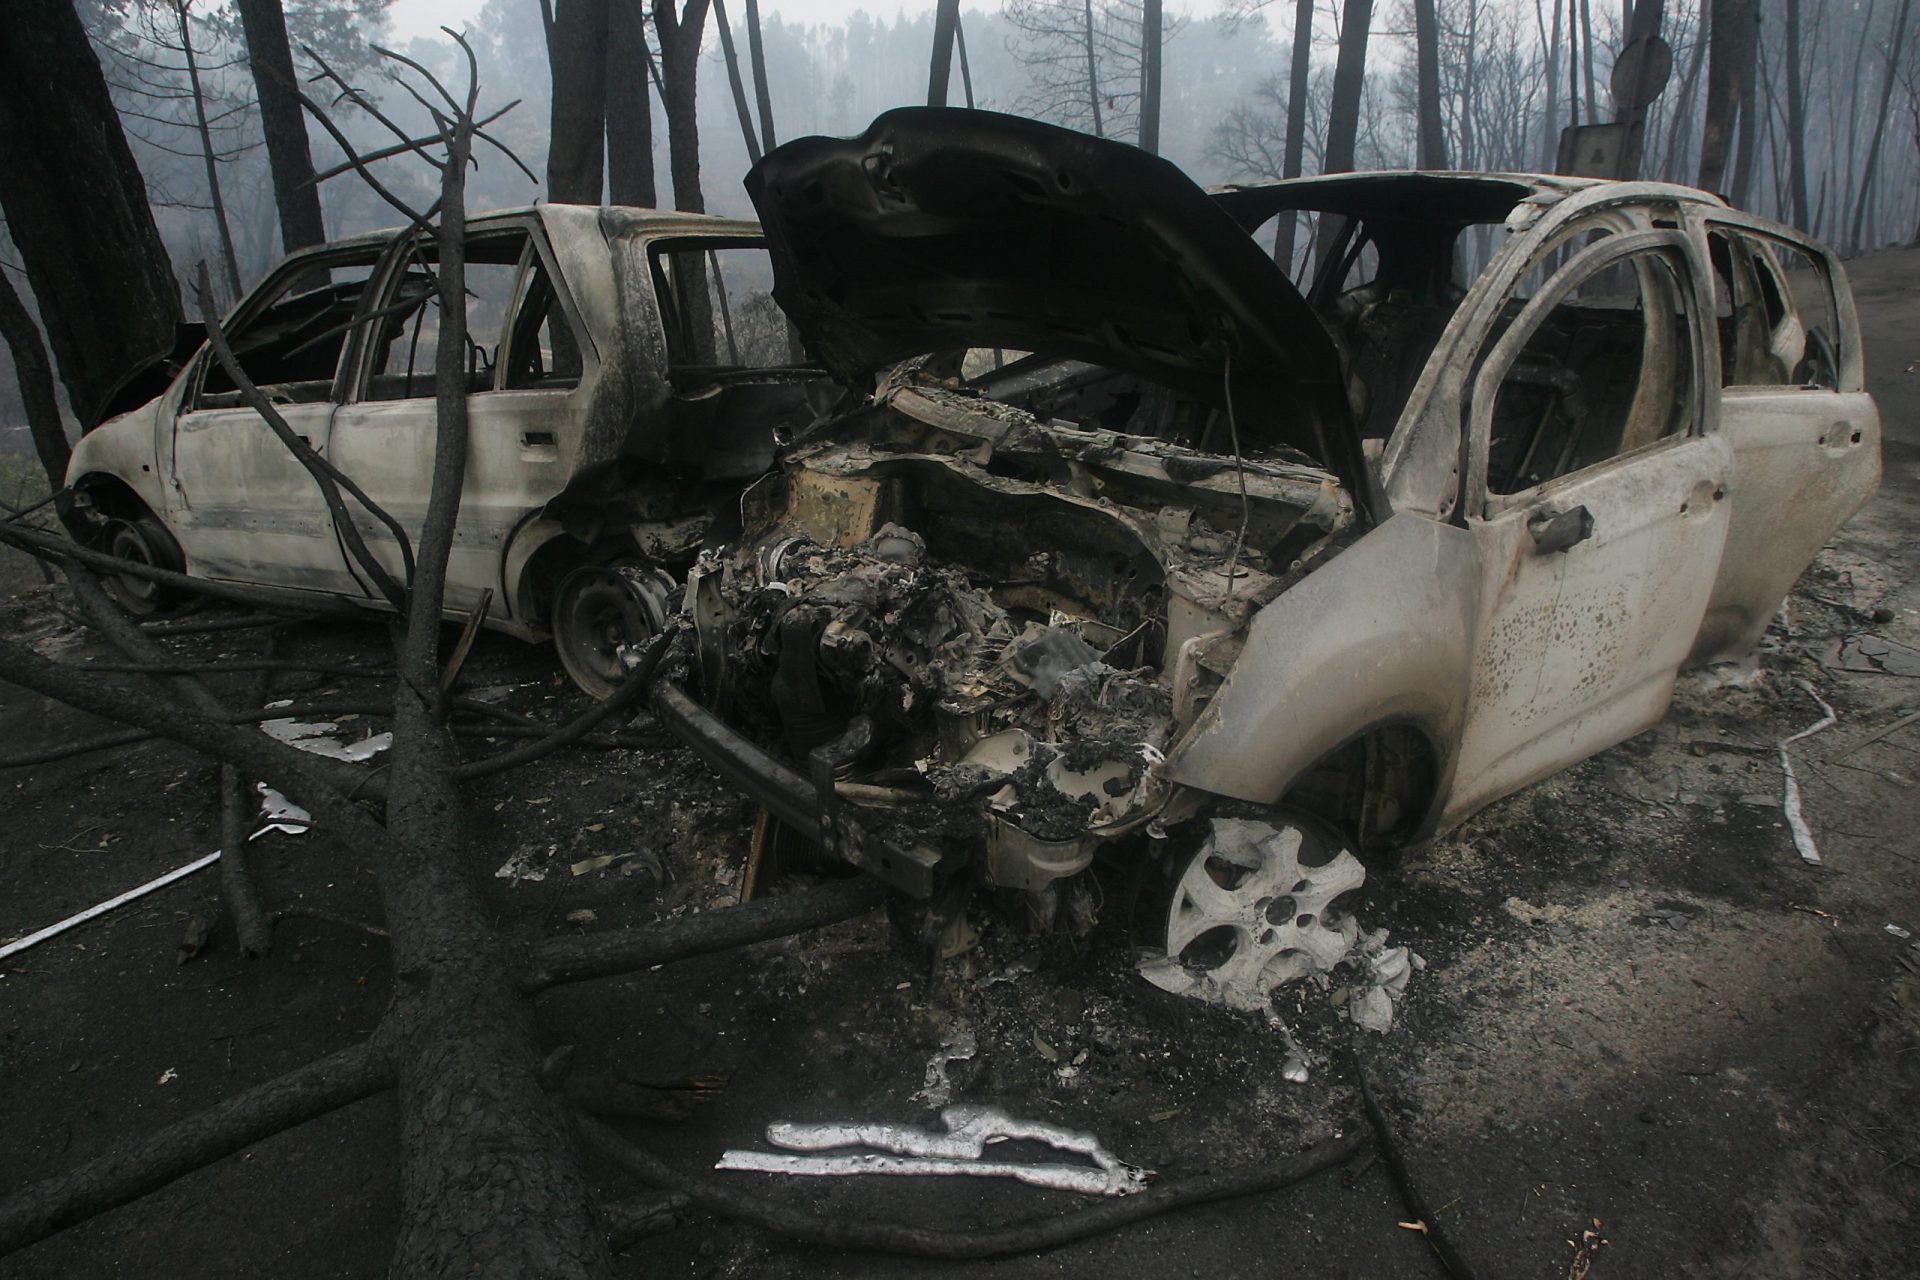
[1783,0,1811,228]
[745,0,777,147]
[654,0,711,213]
[1838,0,1880,241]
[655,0,714,356]
[1537,0,1563,170]
[714,0,762,162]
[1080,0,1105,137]
[1663,0,1709,180]
[1458,0,1481,168]
[1698,0,1756,196]
[1314,0,1373,276]
[1579,0,1598,121]
[1730,13,1760,207]
[1414,0,1448,167]
[928,0,960,107]
[1274,0,1314,270]
[1850,0,1915,250]
[0,270,70,493]
[955,11,977,108]
[173,0,243,300]
[234,0,327,257]
[606,0,655,206]
[1139,0,1163,153]
[0,0,184,424]
[548,0,610,203]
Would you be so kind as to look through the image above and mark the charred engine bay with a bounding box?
[693,372,1356,890]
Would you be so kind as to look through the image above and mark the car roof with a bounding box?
[270,204,762,265]
[1209,170,1728,231]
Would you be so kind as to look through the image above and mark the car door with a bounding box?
[1445,229,1734,820]
[324,223,598,620]
[163,247,384,595]
[1689,215,1882,662]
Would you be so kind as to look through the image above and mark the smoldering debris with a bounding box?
[716,1104,1151,1196]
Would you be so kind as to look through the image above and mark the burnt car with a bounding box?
[63,205,831,695]
[649,109,1881,1013]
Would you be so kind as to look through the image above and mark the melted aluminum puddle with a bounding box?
[716,1104,1151,1196]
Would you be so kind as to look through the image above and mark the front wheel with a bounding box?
[99,516,178,617]
[1137,809,1366,1014]
[550,562,675,698]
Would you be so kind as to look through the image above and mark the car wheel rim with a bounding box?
[1152,815,1366,1012]
[553,566,659,699]
[104,521,164,614]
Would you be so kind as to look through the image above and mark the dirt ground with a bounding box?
[4,248,1919,1279]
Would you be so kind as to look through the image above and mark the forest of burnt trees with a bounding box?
[0,0,1916,1272]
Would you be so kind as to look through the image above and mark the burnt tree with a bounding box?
[234,0,328,254]
[548,0,611,203]
[0,0,183,425]
[606,0,656,206]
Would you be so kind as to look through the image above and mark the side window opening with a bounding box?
[195,250,382,408]
[1483,246,1696,495]
[1708,225,1839,391]
[365,230,549,401]
[650,240,793,381]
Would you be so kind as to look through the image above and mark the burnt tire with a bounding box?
[99,516,177,618]
[550,562,674,699]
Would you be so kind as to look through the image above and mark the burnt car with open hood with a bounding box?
[648,108,1880,1017]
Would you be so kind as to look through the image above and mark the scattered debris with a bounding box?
[1565,1218,1609,1280]
[570,853,619,877]
[1824,633,1920,677]
[565,909,598,926]
[494,845,554,883]
[1887,923,1913,941]
[910,1028,978,1108]
[252,785,311,838]
[156,1067,177,1086]
[0,850,221,962]
[1777,680,1837,865]
[716,1105,1151,1197]
[259,704,393,762]
[176,915,213,964]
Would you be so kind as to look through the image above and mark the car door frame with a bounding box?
[161,241,390,596]
[1688,210,1882,663]
[1441,226,1736,822]
[324,215,600,622]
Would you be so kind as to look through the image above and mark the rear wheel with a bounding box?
[99,516,176,617]
[550,562,674,699]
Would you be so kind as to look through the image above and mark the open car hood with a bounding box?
[744,108,1357,476]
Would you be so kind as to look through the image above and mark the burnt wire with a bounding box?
[1220,346,1252,598]
[1345,1034,1480,1280]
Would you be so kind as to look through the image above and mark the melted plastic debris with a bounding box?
[252,785,311,839]
[1778,679,1837,865]
[716,1104,1151,1197]
[1342,924,1417,1034]
[259,707,392,763]
[909,1028,978,1108]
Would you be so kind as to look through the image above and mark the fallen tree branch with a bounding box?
[0,522,365,619]
[454,628,674,782]
[575,1114,1362,1259]
[522,875,889,993]
[0,1041,393,1255]
[603,1190,692,1251]
[139,612,324,636]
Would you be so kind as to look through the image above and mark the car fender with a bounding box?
[1165,512,1479,831]
[66,402,171,523]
